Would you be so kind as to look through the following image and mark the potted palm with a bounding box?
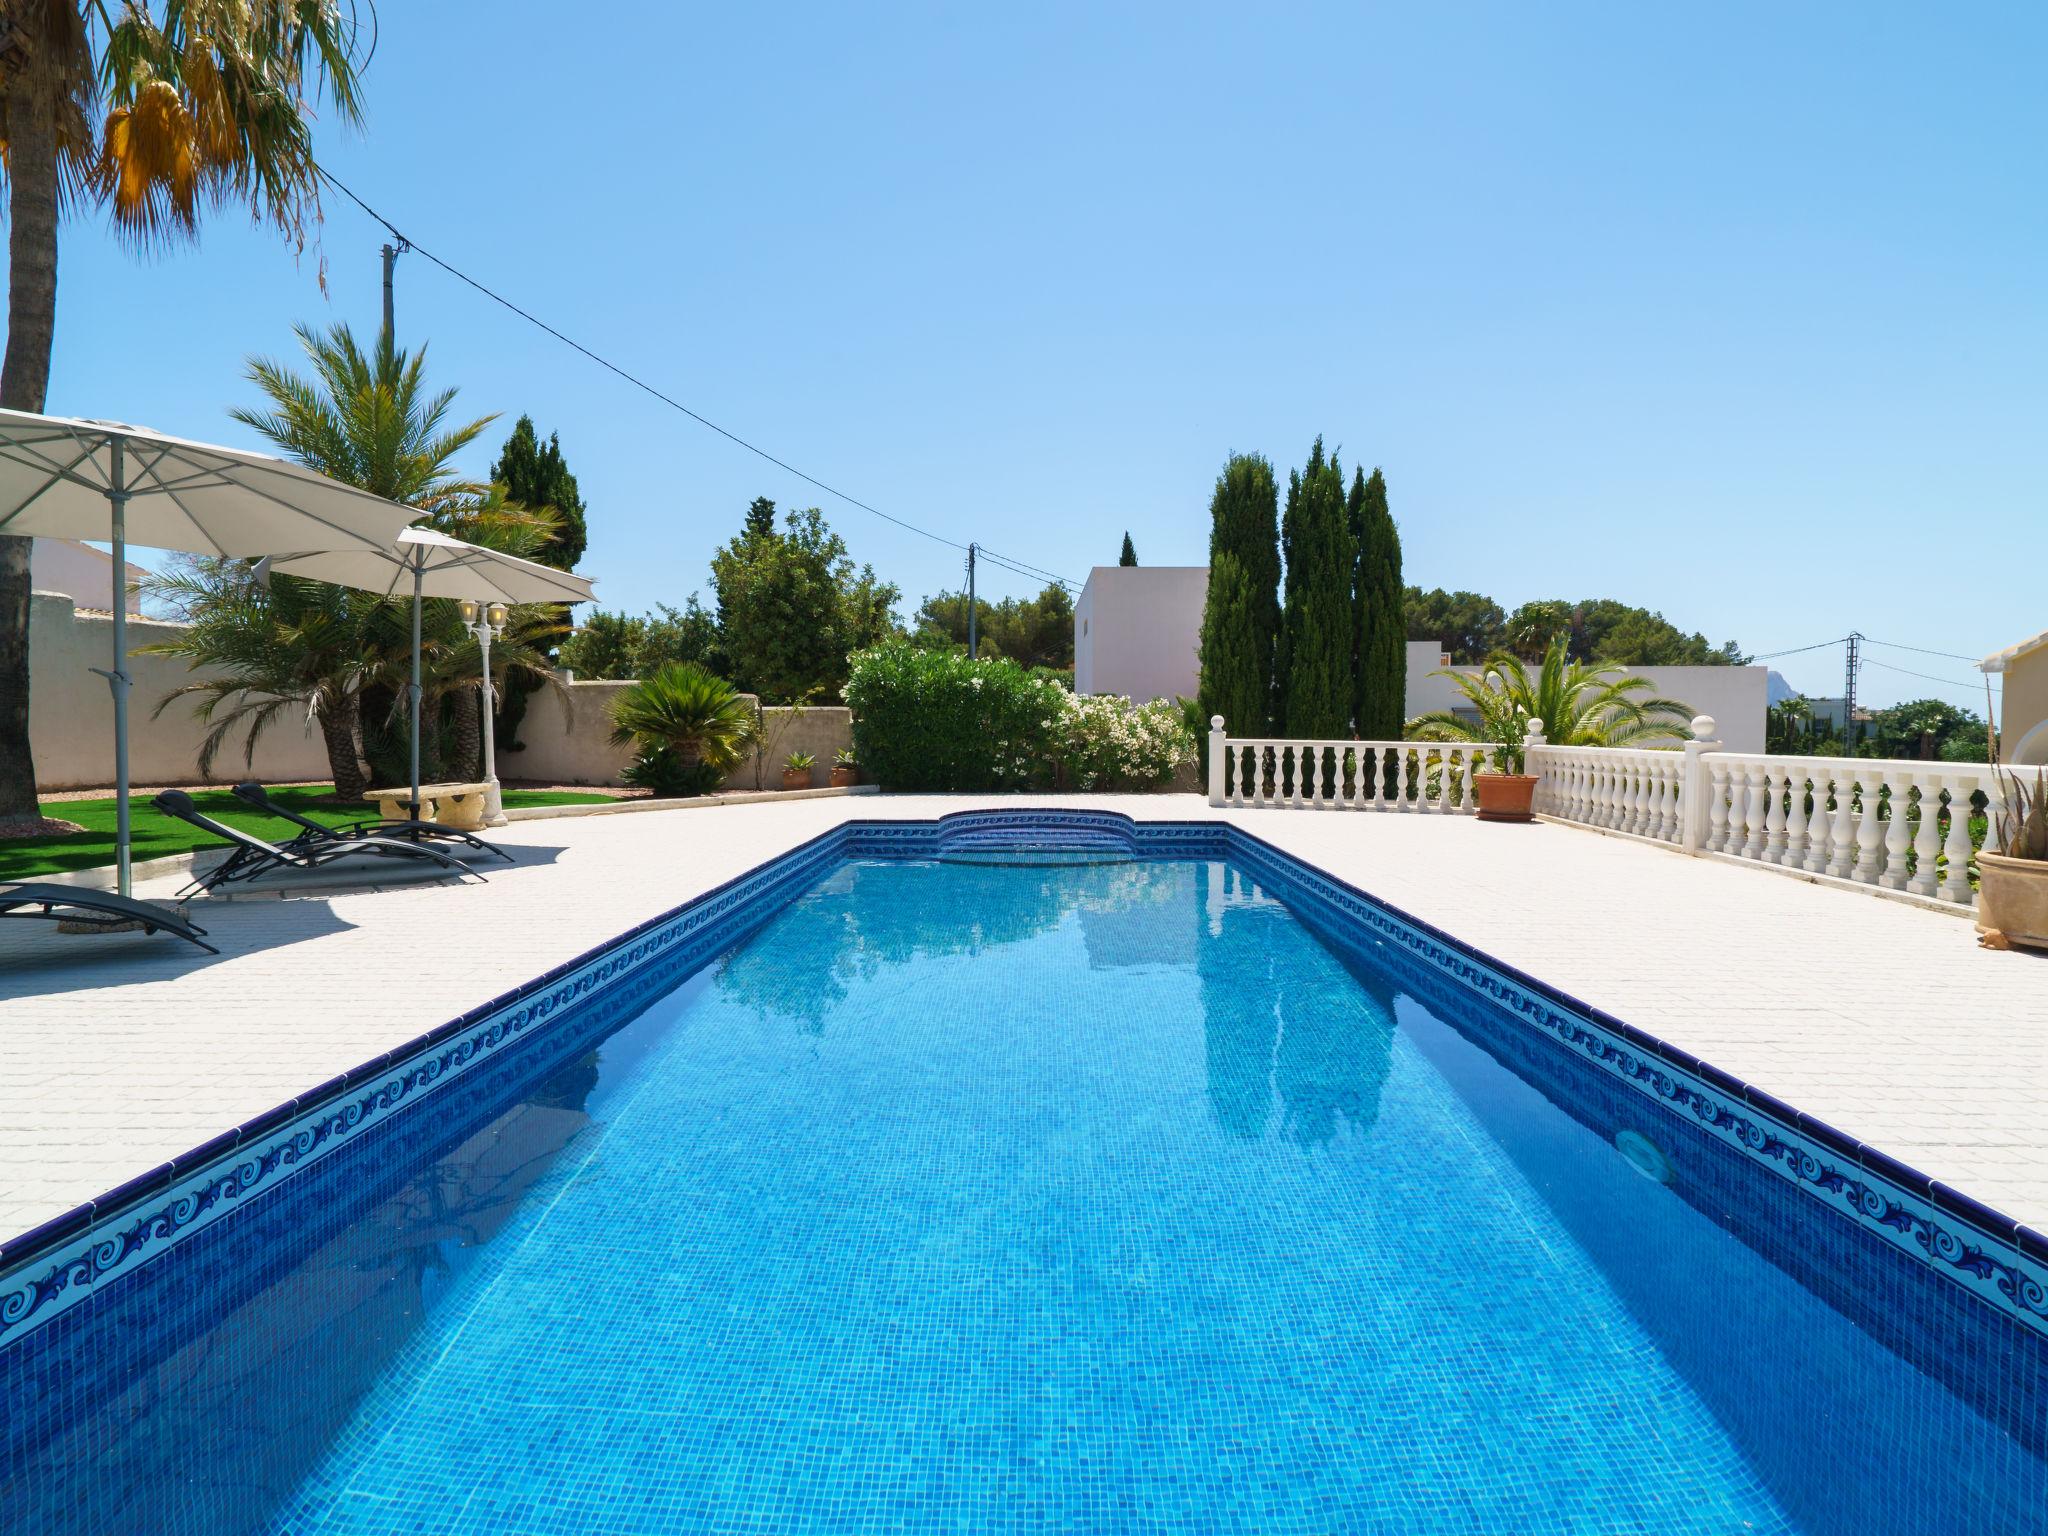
[1409,636,1694,824]
[608,663,756,797]
[782,751,817,790]
[1978,766,2048,951]
[830,747,860,788]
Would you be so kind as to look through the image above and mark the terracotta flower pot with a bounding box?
[1975,849,2048,951]
[1474,773,1538,823]
[781,768,812,791]
[830,765,859,788]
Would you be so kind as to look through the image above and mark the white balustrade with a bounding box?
[1201,715,1999,916]
[1695,751,1997,909]
[1207,726,1486,814]
[1525,743,1687,847]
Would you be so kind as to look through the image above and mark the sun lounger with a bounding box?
[153,790,482,898]
[228,782,511,863]
[0,882,218,953]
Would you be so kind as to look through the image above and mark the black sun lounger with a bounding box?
[229,782,511,863]
[153,790,482,898]
[0,882,219,954]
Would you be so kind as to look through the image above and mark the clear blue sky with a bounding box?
[34,2,2045,711]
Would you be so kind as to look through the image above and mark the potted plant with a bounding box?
[1408,636,1694,825]
[830,747,860,788]
[1979,765,2048,950]
[782,751,816,791]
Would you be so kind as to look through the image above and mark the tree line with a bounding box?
[1197,439,1406,741]
[559,498,1079,699]
[1405,589,1748,667]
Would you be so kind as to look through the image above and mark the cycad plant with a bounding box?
[1409,635,1694,772]
[609,663,757,797]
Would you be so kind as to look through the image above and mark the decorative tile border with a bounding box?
[1222,828,2047,1339]
[1,808,2037,1353]
[0,825,850,1348]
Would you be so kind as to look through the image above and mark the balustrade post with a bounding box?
[1762,764,1788,863]
[1938,776,1977,904]
[1679,716,1721,854]
[1827,774,1858,878]
[1906,775,1940,896]
[1880,774,1913,890]
[1208,717,1227,806]
[1848,775,1882,884]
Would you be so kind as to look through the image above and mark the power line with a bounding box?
[1752,637,1847,661]
[1862,636,1987,664]
[316,169,1080,591]
[1864,657,1999,694]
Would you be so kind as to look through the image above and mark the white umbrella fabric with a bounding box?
[260,527,596,826]
[0,409,421,896]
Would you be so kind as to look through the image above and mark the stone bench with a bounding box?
[365,782,493,832]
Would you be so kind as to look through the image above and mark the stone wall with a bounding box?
[28,590,331,790]
[28,592,856,794]
[507,679,854,789]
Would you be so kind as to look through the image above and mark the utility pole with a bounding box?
[1843,631,1862,747]
[966,543,978,659]
[381,241,403,344]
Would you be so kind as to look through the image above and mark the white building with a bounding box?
[1403,640,1769,753]
[1074,565,1767,750]
[1073,565,1208,703]
[30,537,146,615]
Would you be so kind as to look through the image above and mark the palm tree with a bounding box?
[1767,696,1816,755]
[140,557,396,800]
[0,1,370,821]
[142,322,565,795]
[1409,635,1694,772]
[609,663,757,796]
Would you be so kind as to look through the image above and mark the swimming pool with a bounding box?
[3,814,2043,1533]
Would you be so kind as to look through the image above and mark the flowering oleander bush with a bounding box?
[844,644,1197,792]
[1056,693,1196,790]
[844,643,1066,791]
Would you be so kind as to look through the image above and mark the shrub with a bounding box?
[1057,694,1196,790]
[844,643,1066,791]
[608,662,756,796]
[622,745,726,798]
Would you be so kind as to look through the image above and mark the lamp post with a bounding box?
[460,598,512,827]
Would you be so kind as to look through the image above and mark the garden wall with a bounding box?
[509,679,854,790]
[28,590,331,790]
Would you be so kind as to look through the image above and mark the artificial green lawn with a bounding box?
[0,784,612,881]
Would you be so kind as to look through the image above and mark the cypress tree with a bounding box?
[1352,466,1405,738]
[1280,438,1354,739]
[1196,454,1280,739]
[491,416,588,568]
[1119,531,1137,566]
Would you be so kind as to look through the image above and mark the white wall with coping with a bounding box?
[29,591,330,789]
[1405,638,1768,753]
[510,680,854,789]
[1071,571,1765,749]
[1074,565,1207,702]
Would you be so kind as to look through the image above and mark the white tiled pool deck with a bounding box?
[2,794,2043,1242]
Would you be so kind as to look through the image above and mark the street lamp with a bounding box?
[459,597,512,826]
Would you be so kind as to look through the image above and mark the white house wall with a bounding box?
[1073,566,1208,704]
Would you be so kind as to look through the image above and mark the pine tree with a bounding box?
[1196,454,1280,739]
[1119,531,1138,566]
[491,417,588,569]
[1280,439,1354,738]
[1352,467,1405,738]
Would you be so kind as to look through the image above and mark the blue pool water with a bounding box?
[3,854,2043,1533]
